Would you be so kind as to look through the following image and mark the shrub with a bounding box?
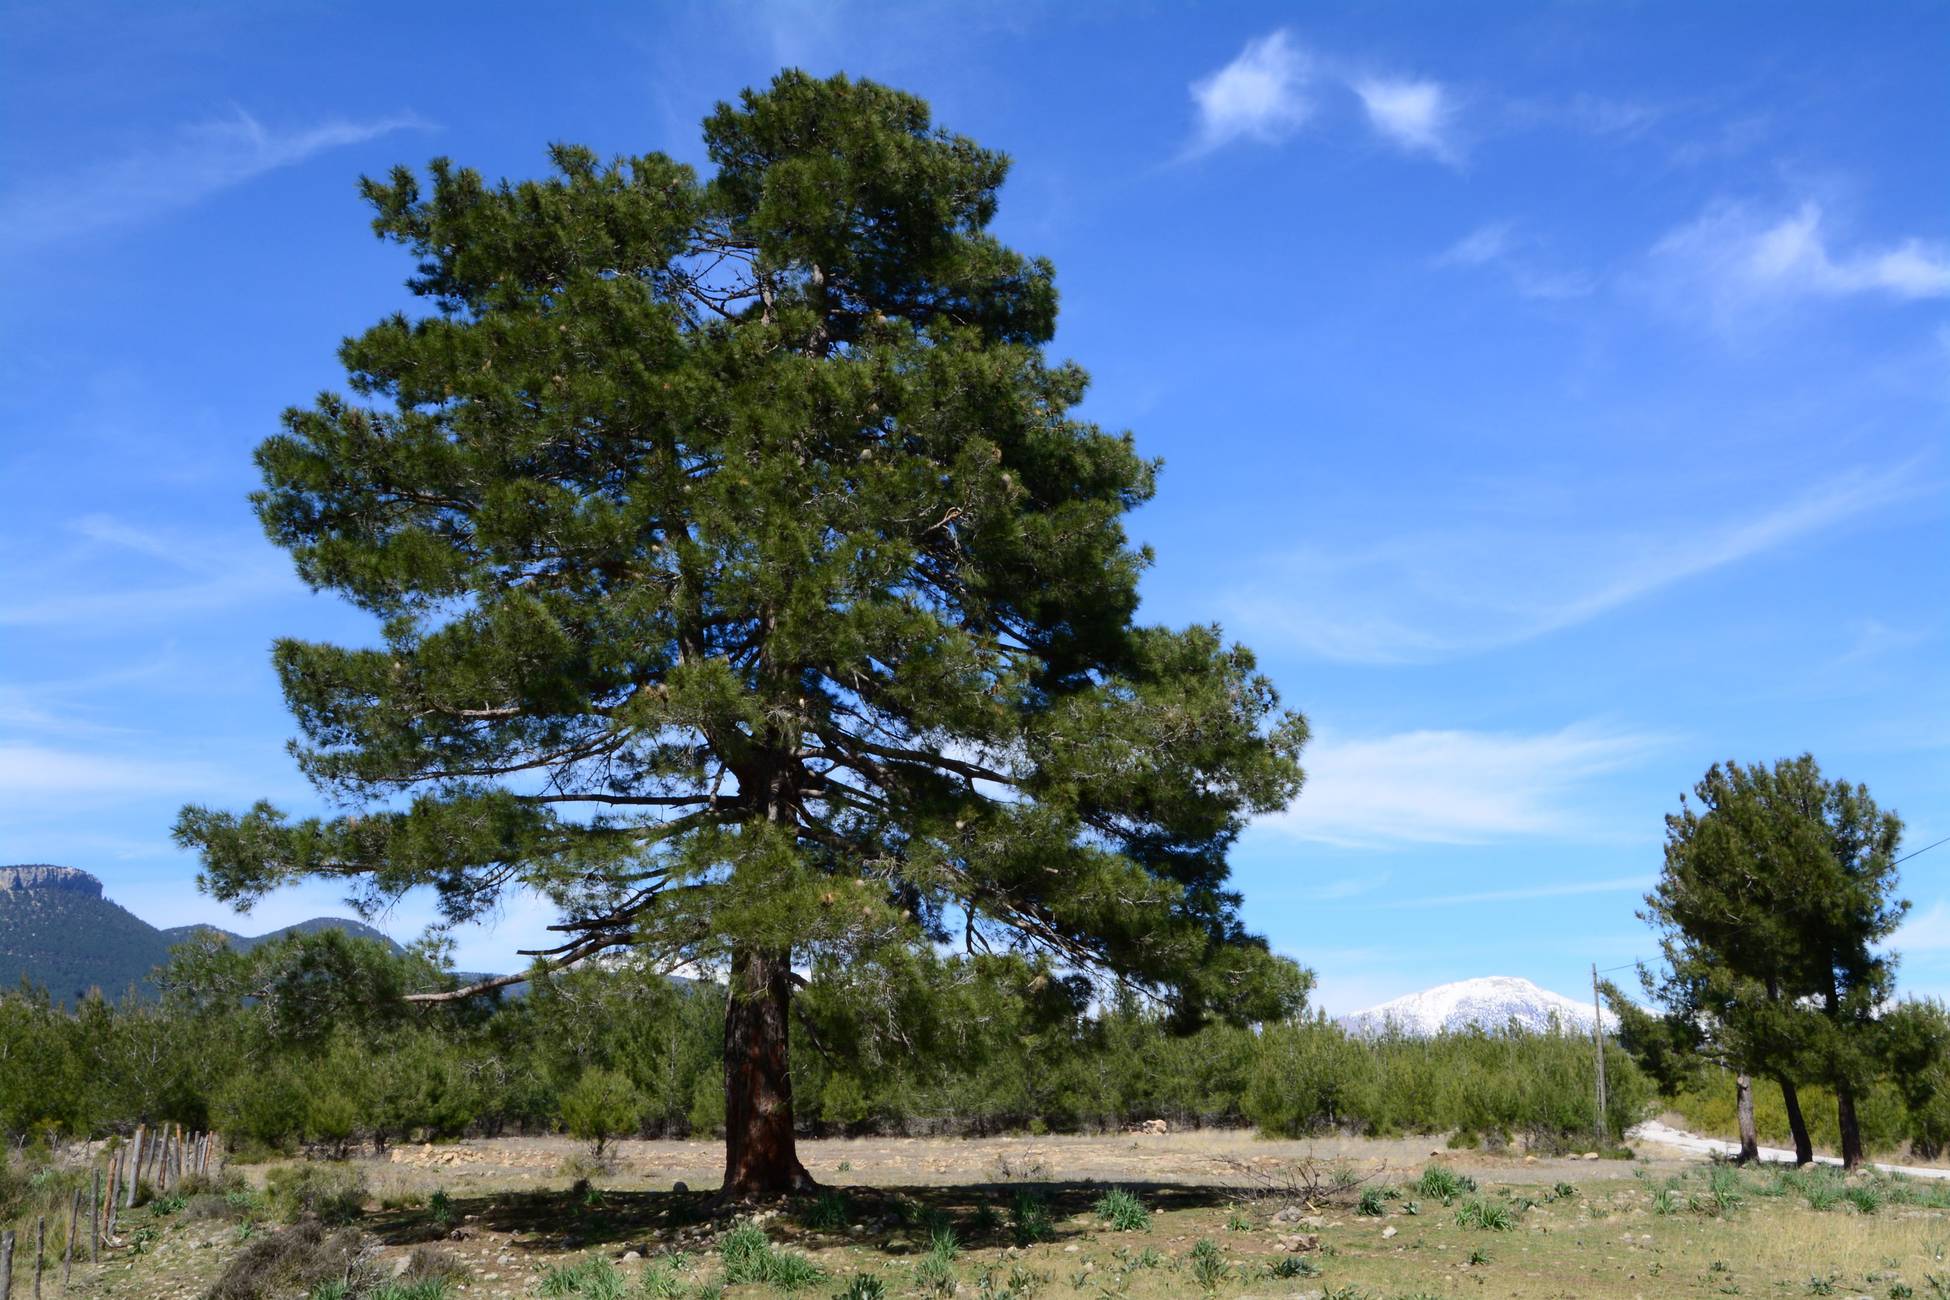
[1093,1188,1148,1232]
[1354,1188,1385,1216]
[206,1221,369,1300]
[834,1276,887,1300]
[398,1246,470,1285]
[266,1162,369,1224]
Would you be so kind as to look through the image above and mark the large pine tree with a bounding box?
[175,72,1309,1195]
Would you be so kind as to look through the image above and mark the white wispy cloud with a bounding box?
[1897,901,1950,953]
[1229,461,1926,665]
[1650,200,1950,317]
[1436,221,1594,300]
[1314,871,1394,901]
[0,108,432,252]
[1374,875,1654,909]
[0,515,298,629]
[1188,30,1312,153]
[1353,76,1461,163]
[0,742,234,805]
[1262,723,1660,847]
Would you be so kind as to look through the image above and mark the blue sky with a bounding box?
[2,1,1945,1015]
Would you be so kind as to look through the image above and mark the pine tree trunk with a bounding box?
[720,945,814,1198]
[1735,1074,1759,1164]
[1778,1077,1814,1165]
[1836,1085,1865,1170]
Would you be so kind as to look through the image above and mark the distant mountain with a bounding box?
[1338,976,1618,1038]
[158,914,402,954]
[0,864,404,1006]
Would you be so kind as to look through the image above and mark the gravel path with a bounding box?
[1630,1118,1950,1180]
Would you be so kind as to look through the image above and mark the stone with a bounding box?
[673,1181,689,1193]
[0,865,101,896]
[621,1251,641,1262]
[1580,1152,1601,1161]
[1381,1226,1397,1239]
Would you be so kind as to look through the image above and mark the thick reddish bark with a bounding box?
[721,945,815,1198]
[1778,1077,1815,1166]
[1836,1086,1865,1170]
[1735,1074,1759,1164]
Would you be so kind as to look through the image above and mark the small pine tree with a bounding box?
[1641,755,1906,1169]
[561,1068,642,1156]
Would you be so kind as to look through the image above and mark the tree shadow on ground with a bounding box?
[366,1179,1247,1258]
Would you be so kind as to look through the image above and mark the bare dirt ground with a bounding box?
[61,1128,1950,1300]
[367,1128,1678,1196]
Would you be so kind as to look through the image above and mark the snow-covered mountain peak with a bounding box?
[1338,975,1617,1038]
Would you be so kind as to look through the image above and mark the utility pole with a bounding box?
[1591,962,1609,1148]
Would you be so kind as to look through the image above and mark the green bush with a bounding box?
[266,1162,368,1225]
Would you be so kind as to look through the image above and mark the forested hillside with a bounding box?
[0,864,399,1003]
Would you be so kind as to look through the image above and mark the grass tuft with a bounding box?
[1095,1187,1149,1232]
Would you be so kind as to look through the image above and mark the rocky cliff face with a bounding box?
[0,864,103,896]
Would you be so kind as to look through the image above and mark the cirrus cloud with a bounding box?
[1261,722,1662,847]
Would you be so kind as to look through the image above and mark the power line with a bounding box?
[1591,837,1940,978]
[1895,834,1950,866]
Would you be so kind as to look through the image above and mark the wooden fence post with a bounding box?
[1,1226,15,1300]
[104,1153,119,1239]
[30,1217,41,1300]
[123,1126,143,1208]
[63,1189,77,1286]
[89,1167,101,1262]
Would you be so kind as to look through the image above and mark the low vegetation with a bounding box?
[3,1138,1938,1300]
[0,932,1693,1158]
